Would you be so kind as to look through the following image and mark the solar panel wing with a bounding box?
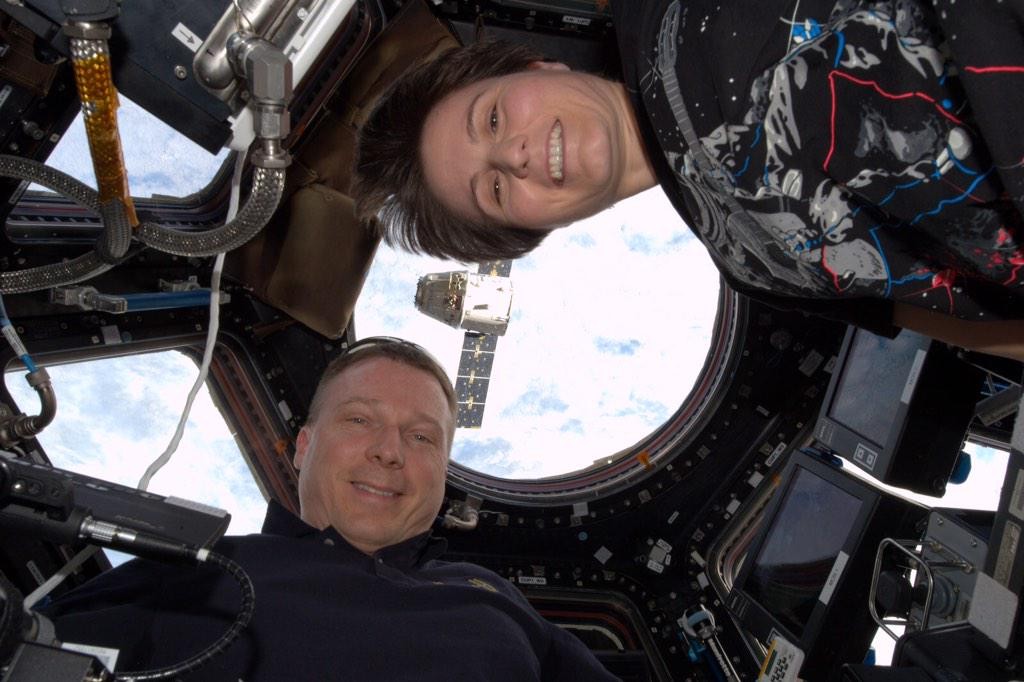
[455,332,499,428]
[478,259,513,278]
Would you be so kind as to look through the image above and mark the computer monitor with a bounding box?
[727,451,926,681]
[814,327,983,496]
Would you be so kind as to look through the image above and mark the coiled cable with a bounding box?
[114,551,255,682]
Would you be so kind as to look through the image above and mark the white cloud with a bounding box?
[356,186,720,478]
[7,353,267,536]
[41,97,228,198]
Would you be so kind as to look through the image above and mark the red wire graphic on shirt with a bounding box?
[822,70,964,173]
[819,66,1024,308]
[964,66,1024,75]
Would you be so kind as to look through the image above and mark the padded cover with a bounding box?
[226,0,459,339]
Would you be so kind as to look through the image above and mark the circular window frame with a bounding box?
[445,282,743,505]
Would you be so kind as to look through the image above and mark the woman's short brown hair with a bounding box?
[353,40,553,263]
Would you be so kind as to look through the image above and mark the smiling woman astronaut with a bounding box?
[355,0,1024,361]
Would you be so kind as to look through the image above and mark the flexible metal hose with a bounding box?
[0,155,100,211]
[0,155,121,294]
[135,167,285,256]
[0,155,285,290]
[96,197,134,262]
[0,253,115,295]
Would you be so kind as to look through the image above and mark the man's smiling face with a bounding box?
[293,357,453,554]
[419,63,631,231]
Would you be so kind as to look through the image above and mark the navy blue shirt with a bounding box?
[44,502,618,681]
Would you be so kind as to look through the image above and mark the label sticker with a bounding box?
[994,519,1021,586]
[26,559,44,586]
[1010,469,1024,521]
[765,441,787,468]
[900,349,926,404]
[172,22,202,53]
[562,15,591,26]
[854,443,878,472]
[62,642,119,672]
[799,349,824,376]
[819,551,849,605]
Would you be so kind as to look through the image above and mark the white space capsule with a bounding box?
[415,271,513,336]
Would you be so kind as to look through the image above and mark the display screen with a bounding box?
[744,468,863,637]
[828,330,920,445]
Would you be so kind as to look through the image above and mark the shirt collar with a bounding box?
[261,500,448,567]
[261,499,318,537]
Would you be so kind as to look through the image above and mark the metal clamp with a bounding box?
[869,537,974,640]
[226,33,293,169]
[443,494,482,531]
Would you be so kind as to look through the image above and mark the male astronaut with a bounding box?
[46,337,619,681]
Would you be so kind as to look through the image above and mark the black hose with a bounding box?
[20,373,57,437]
[114,552,255,681]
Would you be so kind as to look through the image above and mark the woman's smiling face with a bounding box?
[419,63,634,232]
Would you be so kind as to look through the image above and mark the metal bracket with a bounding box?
[442,494,482,531]
[869,537,974,640]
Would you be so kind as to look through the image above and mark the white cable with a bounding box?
[1,324,29,359]
[137,153,245,491]
[23,545,99,609]
[25,157,246,607]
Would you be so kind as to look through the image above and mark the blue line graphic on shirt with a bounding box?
[643,0,1022,316]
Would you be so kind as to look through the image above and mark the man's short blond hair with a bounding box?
[306,337,457,444]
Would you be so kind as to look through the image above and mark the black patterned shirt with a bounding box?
[614,0,1024,330]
